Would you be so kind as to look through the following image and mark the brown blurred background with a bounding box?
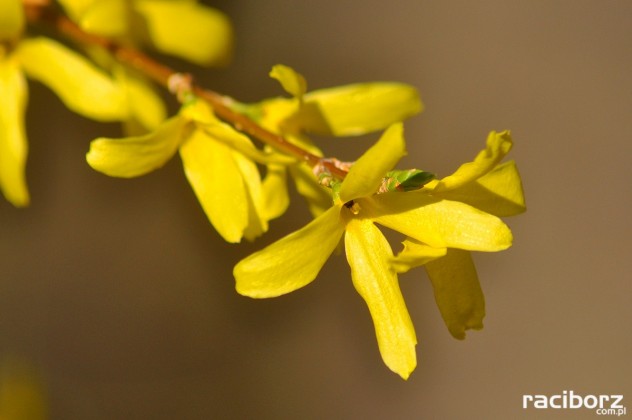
[1,1,631,418]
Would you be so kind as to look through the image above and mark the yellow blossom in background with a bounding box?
[1,0,29,207]
[234,123,517,379]
[0,0,142,206]
[15,38,131,121]
[0,47,28,207]
[86,99,285,243]
[57,0,233,66]
[0,35,132,206]
[55,0,234,134]
[0,0,235,207]
[54,0,234,132]
[0,356,48,420]
[0,0,23,41]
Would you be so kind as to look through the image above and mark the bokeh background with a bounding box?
[1,1,631,418]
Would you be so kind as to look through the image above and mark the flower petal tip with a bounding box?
[391,358,417,381]
[449,322,484,341]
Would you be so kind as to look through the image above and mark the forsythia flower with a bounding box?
[86,99,284,243]
[235,65,423,216]
[1,0,136,206]
[388,130,525,339]
[57,0,233,66]
[234,123,521,379]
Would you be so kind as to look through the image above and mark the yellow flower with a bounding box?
[86,99,282,243]
[236,64,424,216]
[389,131,526,339]
[0,355,48,420]
[0,48,28,207]
[1,0,138,206]
[0,0,23,41]
[234,123,515,379]
[262,65,423,137]
[57,0,233,66]
[56,0,232,134]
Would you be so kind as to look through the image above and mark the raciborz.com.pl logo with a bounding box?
[523,390,627,416]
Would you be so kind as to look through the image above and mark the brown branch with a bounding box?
[24,4,348,179]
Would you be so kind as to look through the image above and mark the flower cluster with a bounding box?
[84,59,525,378]
[234,124,525,379]
[1,2,526,379]
[0,0,231,206]
[87,65,425,243]
[87,98,278,243]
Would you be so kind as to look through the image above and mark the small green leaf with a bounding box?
[379,169,435,193]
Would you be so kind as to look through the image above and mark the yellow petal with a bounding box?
[269,64,307,98]
[87,115,185,177]
[339,123,406,203]
[79,0,129,37]
[232,148,268,241]
[180,100,264,162]
[292,83,422,136]
[390,238,447,274]
[234,206,344,298]
[188,107,292,231]
[425,249,485,339]
[57,0,96,22]
[180,129,249,243]
[253,97,298,133]
[16,38,129,121]
[362,193,513,251]
[180,96,217,123]
[199,119,296,165]
[134,0,233,66]
[0,57,29,206]
[261,163,290,220]
[434,130,513,192]
[115,67,166,132]
[0,0,24,40]
[434,160,526,217]
[345,218,417,380]
[186,98,295,163]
